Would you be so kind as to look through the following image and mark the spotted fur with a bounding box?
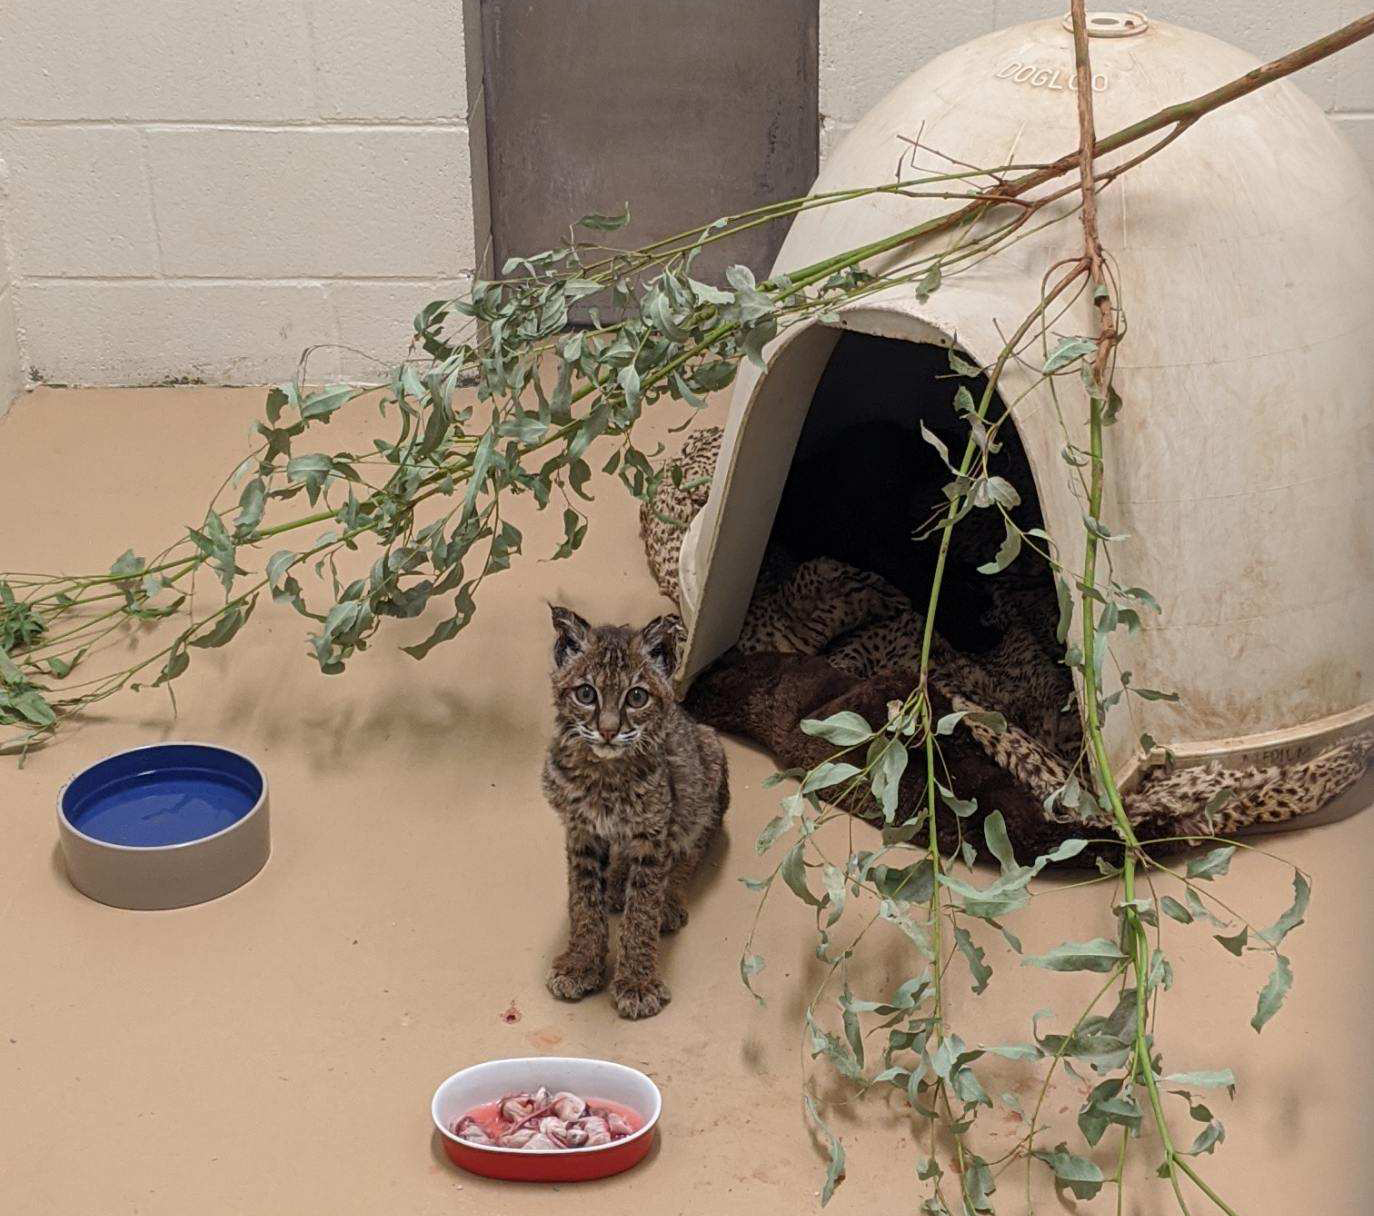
[949,692,1374,834]
[542,608,729,1019]
[740,558,1080,756]
[736,555,910,658]
[640,426,722,604]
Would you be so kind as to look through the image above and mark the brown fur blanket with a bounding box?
[685,651,1188,865]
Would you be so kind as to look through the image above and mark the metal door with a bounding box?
[478,0,819,301]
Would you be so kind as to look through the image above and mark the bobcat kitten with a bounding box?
[542,608,729,1019]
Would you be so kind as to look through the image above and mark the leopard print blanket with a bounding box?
[641,428,1373,843]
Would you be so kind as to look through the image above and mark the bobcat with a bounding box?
[542,609,729,1019]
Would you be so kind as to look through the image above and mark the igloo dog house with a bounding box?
[677,13,1374,804]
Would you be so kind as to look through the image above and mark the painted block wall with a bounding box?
[0,154,18,405]
[0,0,477,392]
[0,2,1370,398]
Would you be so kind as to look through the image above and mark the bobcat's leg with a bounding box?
[661,734,730,933]
[546,830,610,1000]
[612,830,673,1019]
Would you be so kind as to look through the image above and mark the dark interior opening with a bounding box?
[766,331,1049,654]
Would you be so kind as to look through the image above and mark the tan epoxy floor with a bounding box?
[1,386,1371,1214]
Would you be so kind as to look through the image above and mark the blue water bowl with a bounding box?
[57,743,270,910]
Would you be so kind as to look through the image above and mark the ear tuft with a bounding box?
[550,605,592,668]
[638,614,685,679]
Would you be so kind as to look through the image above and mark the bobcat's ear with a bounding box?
[638,614,685,679]
[550,605,592,668]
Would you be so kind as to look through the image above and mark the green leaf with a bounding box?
[803,1095,846,1206]
[1186,845,1236,881]
[1023,938,1126,973]
[982,810,1018,873]
[9,689,55,727]
[299,384,355,421]
[266,550,297,589]
[461,429,497,521]
[109,548,145,579]
[46,652,81,679]
[953,925,992,994]
[1251,953,1292,1033]
[1160,895,1194,924]
[1213,927,1248,956]
[1042,337,1097,373]
[284,452,332,479]
[1163,1068,1237,1092]
[869,739,908,821]
[1182,1119,1226,1156]
[551,508,587,560]
[800,710,873,746]
[821,864,846,927]
[617,363,641,407]
[781,842,822,907]
[188,597,256,649]
[234,477,266,537]
[1078,1078,1142,1146]
[577,203,630,230]
[948,349,981,378]
[1031,1143,1104,1200]
[801,761,862,794]
[935,708,1006,736]
[687,277,733,305]
[1132,685,1180,702]
[977,521,1022,575]
[1054,574,1074,644]
[878,899,934,959]
[755,797,799,854]
[1256,871,1310,947]
[1185,886,1227,927]
[154,646,190,687]
[1082,513,1130,542]
[264,385,290,422]
[739,952,766,1004]
[914,260,941,302]
[917,421,953,470]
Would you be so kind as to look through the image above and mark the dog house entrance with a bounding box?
[762,331,1055,658]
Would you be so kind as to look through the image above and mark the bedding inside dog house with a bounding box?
[675,14,1374,807]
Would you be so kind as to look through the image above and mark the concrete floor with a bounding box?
[1,386,1370,1214]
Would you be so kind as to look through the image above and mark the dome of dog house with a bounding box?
[678,14,1374,796]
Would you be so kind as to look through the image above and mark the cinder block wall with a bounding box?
[0,1,476,390]
[0,3,1370,396]
[0,155,18,403]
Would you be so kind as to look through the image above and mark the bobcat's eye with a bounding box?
[572,683,597,705]
[625,686,649,709]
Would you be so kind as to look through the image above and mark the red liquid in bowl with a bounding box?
[456,1096,644,1142]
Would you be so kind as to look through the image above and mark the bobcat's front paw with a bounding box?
[546,951,606,1001]
[612,975,672,1020]
[660,895,689,933]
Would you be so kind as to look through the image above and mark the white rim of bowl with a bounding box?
[56,740,268,853]
[431,1057,662,1156]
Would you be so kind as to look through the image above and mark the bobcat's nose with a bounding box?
[597,716,619,742]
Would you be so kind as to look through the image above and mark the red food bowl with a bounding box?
[431,1056,661,1183]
